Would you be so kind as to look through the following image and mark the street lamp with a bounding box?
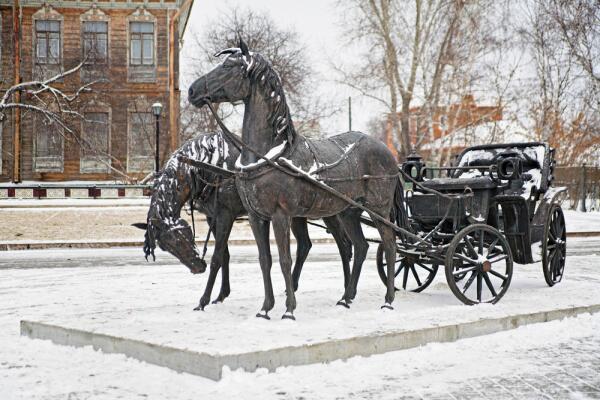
[151,102,163,173]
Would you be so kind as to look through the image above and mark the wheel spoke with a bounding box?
[394,263,405,277]
[410,264,422,286]
[478,230,484,254]
[464,237,478,258]
[402,262,410,289]
[454,266,477,276]
[488,253,508,264]
[455,252,477,264]
[488,269,508,282]
[415,262,434,274]
[487,238,499,256]
[476,272,483,302]
[483,272,497,297]
[462,271,477,294]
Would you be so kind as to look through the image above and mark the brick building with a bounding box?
[385,95,503,161]
[0,0,193,182]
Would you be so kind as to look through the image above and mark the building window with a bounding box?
[81,112,110,173]
[83,21,108,65]
[127,8,156,83]
[32,4,63,80]
[0,123,3,173]
[128,112,155,172]
[34,116,64,172]
[36,20,60,65]
[130,22,154,66]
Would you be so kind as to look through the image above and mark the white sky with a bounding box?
[180,0,378,135]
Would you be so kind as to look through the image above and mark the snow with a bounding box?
[1,244,600,398]
[521,168,542,199]
[235,142,287,170]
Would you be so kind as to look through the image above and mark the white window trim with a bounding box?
[127,7,157,83]
[32,4,64,81]
[80,4,110,81]
[33,115,64,173]
[127,97,155,173]
[80,101,112,174]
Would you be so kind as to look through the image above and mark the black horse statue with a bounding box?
[188,40,402,319]
[139,131,352,310]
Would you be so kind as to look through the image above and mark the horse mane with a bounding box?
[245,53,297,145]
[149,132,227,223]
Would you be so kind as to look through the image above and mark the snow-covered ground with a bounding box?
[564,209,600,233]
[1,244,600,399]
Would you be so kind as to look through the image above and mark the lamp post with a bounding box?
[151,102,163,173]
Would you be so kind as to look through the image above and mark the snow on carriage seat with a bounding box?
[456,149,496,178]
[521,145,546,199]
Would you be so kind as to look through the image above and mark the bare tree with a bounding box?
[522,0,600,165]
[182,6,338,140]
[0,60,140,182]
[334,0,479,159]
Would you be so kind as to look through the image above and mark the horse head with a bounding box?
[189,39,295,164]
[188,38,254,108]
[143,155,207,274]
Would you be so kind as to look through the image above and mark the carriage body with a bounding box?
[376,142,567,304]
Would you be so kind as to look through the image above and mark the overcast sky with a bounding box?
[180,0,377,135]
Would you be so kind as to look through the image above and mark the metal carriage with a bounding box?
[369,142,568,305]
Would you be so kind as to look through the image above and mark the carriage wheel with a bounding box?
[376,243,438,293]
[542,205,566,286]
[445,224,513,305]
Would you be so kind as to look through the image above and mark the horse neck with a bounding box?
[241,83,297,164]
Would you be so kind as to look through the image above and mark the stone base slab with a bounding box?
[21,304,600,381]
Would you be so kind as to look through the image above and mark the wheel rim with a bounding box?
[446,226,512,304]
[543,206,566,285]
[376,244,438,292]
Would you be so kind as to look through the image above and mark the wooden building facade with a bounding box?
[0,0,193,182]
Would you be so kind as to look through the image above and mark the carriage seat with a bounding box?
[420,176,497,192]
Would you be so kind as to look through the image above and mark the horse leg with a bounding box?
[194,213,234,310]
[213,244,230,303]
[337,208,369,307]
[291,217,312,292]
[369,211,397,309]
[272,210,296,319]
[323,215,353,290]
[249,213,274,319]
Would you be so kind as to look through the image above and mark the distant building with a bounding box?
[0,0,193,182]
[385,95,503,161]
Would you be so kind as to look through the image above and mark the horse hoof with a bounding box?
[193,305,204,311]
[336,300,350,309]
[256,311,270,320]
[282,312,296,321]
[381,303,394,310]
[211,299,222,305]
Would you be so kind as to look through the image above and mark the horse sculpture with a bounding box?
[188,40,403,320]
[140,132,352,310]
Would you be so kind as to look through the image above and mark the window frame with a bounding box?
[82,21,109,66]
[127,7,157,83]
[32,5,63,81]
[80,110,112,174]
[33,114,64,173]
[127,106,156,173]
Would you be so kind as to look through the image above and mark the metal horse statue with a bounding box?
[139,132,352,310]
[188,40,403,319]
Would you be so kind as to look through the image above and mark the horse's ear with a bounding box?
[239,37,250,57]
[132,223,149,230]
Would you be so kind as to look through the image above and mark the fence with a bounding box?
[554,165,600,212]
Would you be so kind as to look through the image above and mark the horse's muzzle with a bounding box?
[188,258,207,274]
